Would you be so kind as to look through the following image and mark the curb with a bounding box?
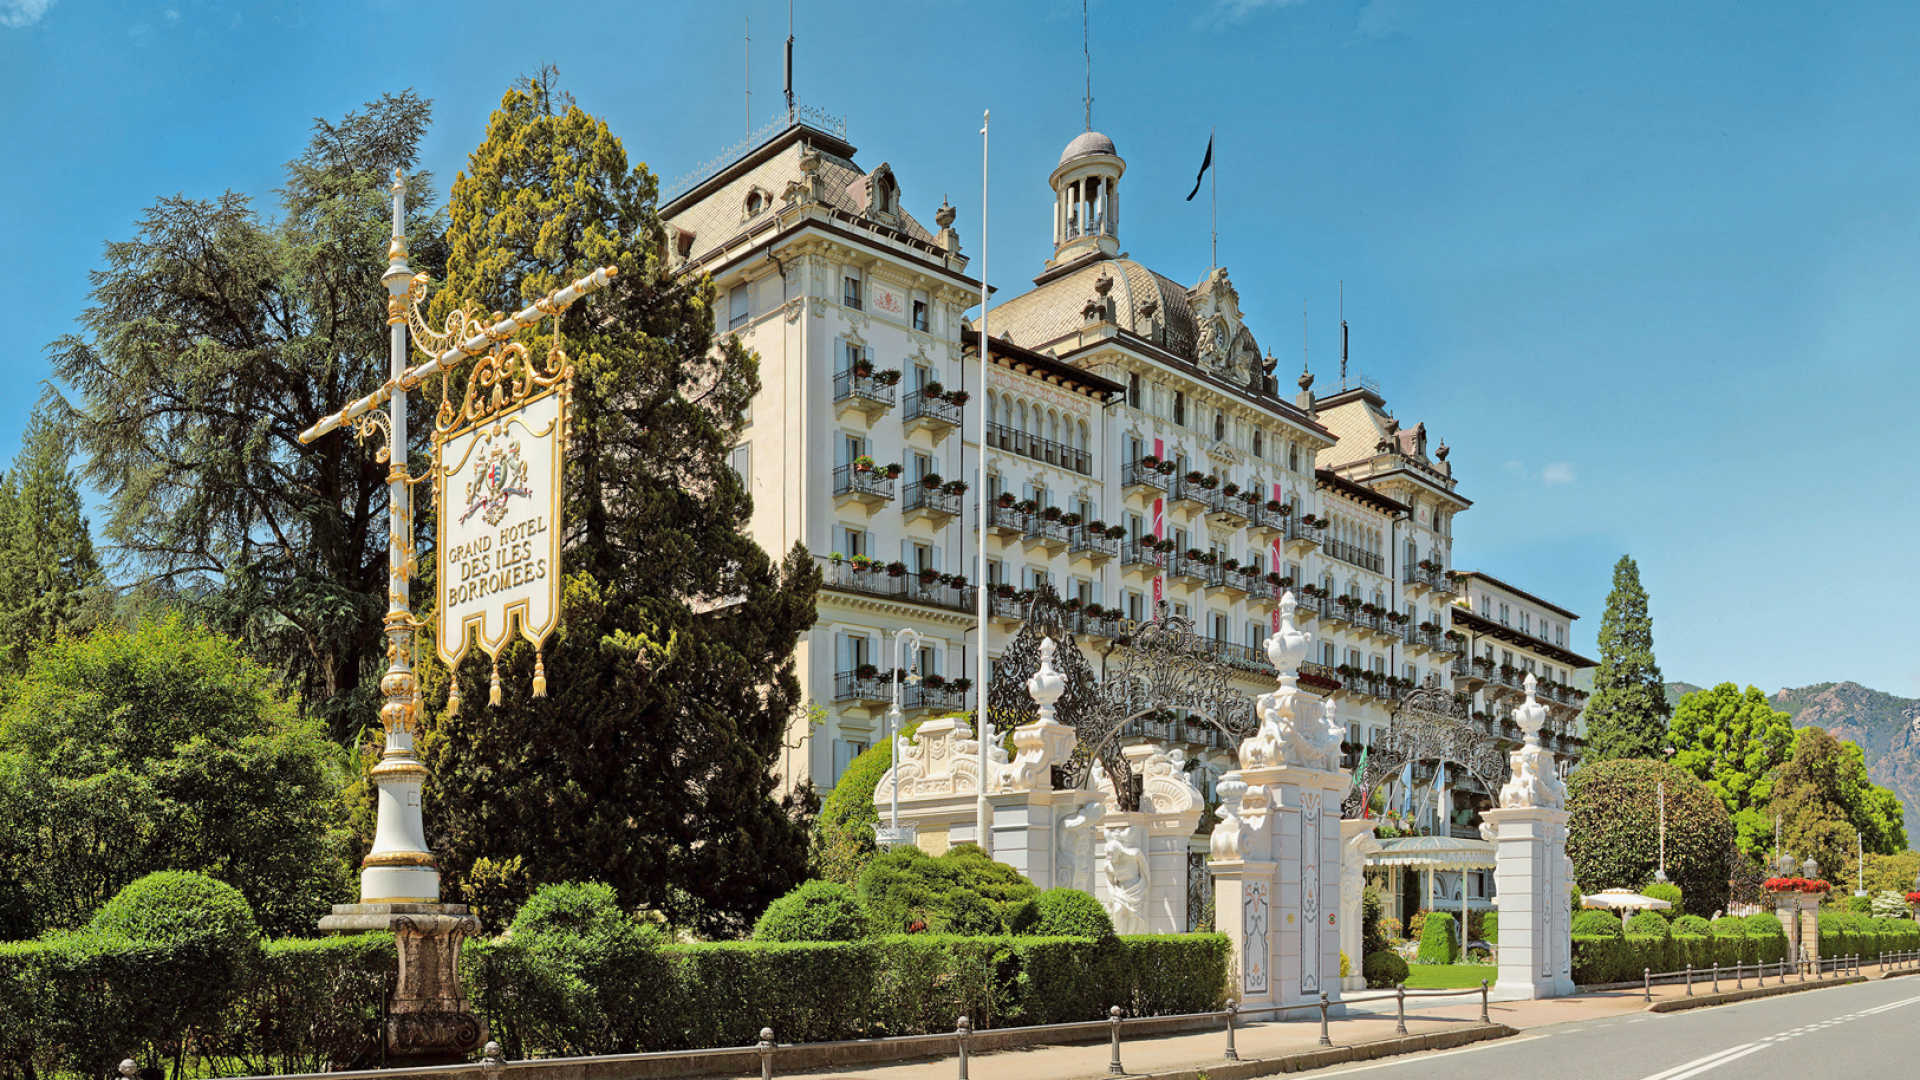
[1131,1023,1518,1080]
[1876,966,1920,981]
[1647,975,1866,1013]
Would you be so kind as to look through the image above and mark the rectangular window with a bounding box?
[728,284,750,330]
[1173,602,1190,621]
[836,525,868,557]
[1127,591,1144,621]
[912,542,934,574]
[728,443,750,486]
[1128,372,1141,407]
[838,340,867,373]
[842,273,863,310]
[1173,391,1186,426]
[912,299,929,332]
[987,559,1004,586]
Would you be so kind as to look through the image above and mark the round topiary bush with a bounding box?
[855,843,1039,934]
[508,882,668,1054]
[1573,909,1625,937]
[90,869,261,950]
[1363,950,1409,987]
[753,880,869,942]
[1417,910,1458,963]
[1642,882,1683,915]
[1568,759,1733,917]
[1742,911,1786,938]
[1671,914,1710,937]
[1029,887,1115,938]
[1625,910,1671,938]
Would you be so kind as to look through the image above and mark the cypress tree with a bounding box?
[0,404,105,669]
[419,74,820,937]
[1583,554,1669,761]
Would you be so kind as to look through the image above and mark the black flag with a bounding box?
[1185,133,1213,201]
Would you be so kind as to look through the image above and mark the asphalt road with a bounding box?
[1306,977,1920,1080]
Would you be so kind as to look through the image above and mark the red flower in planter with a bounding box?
[1906,891,1920,904]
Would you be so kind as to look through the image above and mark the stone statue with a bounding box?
[1498,675,1566,809]
[1103,822,1150,934]
[1141,745,1202,816]
[999,637,1074,793]
[1057,799,1106,893]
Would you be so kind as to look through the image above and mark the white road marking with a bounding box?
[1632,989,1920,1080]
[1634,1044,1759,1080]
[1660,1044,1765,1080]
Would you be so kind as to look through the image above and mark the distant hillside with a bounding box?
[1665,682,1705,708]
[1774,682,1920,843]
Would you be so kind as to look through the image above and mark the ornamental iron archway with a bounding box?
[988,590,1258,813]
[1340,686,1507,819]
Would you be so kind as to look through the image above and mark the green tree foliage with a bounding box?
[1772,726,1908,873]
[1583,555,1670,761]
[856,844,1040,935]
[1625,910,1670,938]
[1862,850,1920,895]
[752,880,869,942]
[505,881,669,1055]
[1642,881,1682,913]
[1667,683,1796,861]
[1029,887,1115,939]
[1568,758,1733,916]
[47,92,446,739]
[0,617,352,937]
[0,405,106,670]
[419,78,818,939]
[813,716,928,885]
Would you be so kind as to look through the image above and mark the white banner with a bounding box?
[435,390,564,666]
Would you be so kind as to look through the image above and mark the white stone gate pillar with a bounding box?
[1483,675,1574,999]
[1211,593,1350,1015]
[1340,818,1381,990]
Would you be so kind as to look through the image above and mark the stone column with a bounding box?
[1483,675,1574,999]
[1138,745,1204,934]
[1340,818,1381,991]
[318,905,485,1064]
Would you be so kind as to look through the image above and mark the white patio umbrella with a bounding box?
[1581,888,1674,928]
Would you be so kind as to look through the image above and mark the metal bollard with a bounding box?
[757,1028,775,1080]
[955,1017,970,1080]
[1643,967,1651,1003]
[1108,1005,1125,1076]
[1712,962,1719,994]
[1685,963,1693,996]
[1318,992,1331,1047]
[482,1041,506,1080]
[1480,979,1490,1024]
[1758,958,1766,986]
[1736,960,1743,989]
[1395,983,1408,1035]
[1223,1000,1239,1062]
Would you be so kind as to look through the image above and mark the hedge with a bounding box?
[1566,909,1920,984]
[1416,911,1458,964]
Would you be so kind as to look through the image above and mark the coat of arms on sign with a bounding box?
[462,428,533,526]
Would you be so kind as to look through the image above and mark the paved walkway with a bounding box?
[775,961,1913,1080]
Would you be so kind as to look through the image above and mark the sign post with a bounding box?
[304,169,613,1063]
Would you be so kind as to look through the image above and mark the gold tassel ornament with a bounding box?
[489,658,503,706]
[533,648,548,698]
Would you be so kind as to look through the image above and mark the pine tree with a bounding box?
[419,76,820,937]
[1583,554,1670,761]
[0,403,105,670]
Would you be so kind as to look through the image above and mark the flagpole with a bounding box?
[975,108,993,857]
[1209,126,1217,270]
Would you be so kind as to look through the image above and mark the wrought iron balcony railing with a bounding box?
[831,464,896,501]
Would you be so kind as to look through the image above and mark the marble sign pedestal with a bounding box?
[320,903,486,1064]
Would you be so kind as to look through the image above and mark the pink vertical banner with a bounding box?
[1152,437,1166,609]
[1270,482,1285,630]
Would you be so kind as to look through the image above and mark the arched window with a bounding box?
[1078,419,1090,452]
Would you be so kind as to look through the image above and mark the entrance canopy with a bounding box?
[1368,835,1495,871]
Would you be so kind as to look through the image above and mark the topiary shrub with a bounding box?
[90,869,261,949]
[1573,909,1625,937]
[856,843,1039,935]
[1672,914,1710,936]
[1642,882,1682,915]
[1742,912,1788,964]
[506,881,670,1054]
[1363,950,1409,987]
[1625,910,1670,938]
[1361,889,1388,955]
[1029,888,1114,939]
[1480,910,1498,944]
[1568,759,1733,917]
[1844,894,1874,915]
[1417,911,1458,963]
[1340,950,1350,978]
[753,880,869,942]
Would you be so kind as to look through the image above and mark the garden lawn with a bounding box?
[1402,963,1497,990]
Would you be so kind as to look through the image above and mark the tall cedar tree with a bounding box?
[1583,555,1670,760]
[0,404,106,669]
[48,92,447,739]
[419,80,820,937]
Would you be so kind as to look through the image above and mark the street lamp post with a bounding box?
[1653,779,1668,884]
[876,628,923,849]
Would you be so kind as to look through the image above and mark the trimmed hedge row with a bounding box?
[1572,913,1920,984]
[470,932,1227,1057]
[2,930,1223,1074]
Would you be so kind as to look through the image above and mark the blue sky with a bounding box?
[3,0,1917,695]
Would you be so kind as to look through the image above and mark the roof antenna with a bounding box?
[784,0,796,125]
[1339,281,1349,390]
[1083,0,1093,131]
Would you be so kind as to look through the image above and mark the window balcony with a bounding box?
[1121,541,1163,577]
[1169,554,1220,587]
[834,670,892,705]
[1123,460,1172,494]
[1171,475,1211,510]
[832,370,897,420]
[1247,502,1288,540]
[985,502,1030,537]
[989,591,1028,622]
[1284,516,1323,554]
[1214,566,1259,597]
[1069,526,1121,564]
[1204,638,1269,676]
[815,555,977,616]
[832,464,896,508]
[1298,660,1341,695]
[906,681,971,714]
[903,389,962,437]
[1324,539,1384,575]
[1023,515,1072,554]
[903,482,963,523]
[1208,490,1253,528]
[986,421,1092,476]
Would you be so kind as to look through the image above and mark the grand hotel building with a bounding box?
[660,116,1593,826]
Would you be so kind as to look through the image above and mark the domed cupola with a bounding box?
[1048,129,1124,268]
